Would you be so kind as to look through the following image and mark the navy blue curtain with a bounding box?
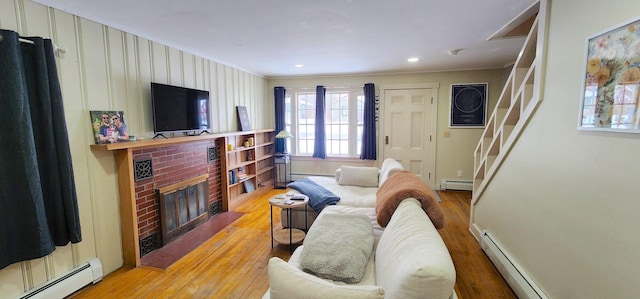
[312,85,326,159]
[360,83,376,160]
[0,30,82,269]
[274,86,286,153]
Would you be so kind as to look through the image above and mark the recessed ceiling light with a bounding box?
[407,57,419,62]
[295,64,304,68]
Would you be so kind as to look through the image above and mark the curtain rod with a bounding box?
[18,37,68,54]
[18,37,34,44]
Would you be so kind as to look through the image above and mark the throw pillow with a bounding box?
[338,165,379,187]
[268,257,385,299]
[378,158,404,185]
[300,213,374,284]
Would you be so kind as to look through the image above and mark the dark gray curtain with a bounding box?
[0,29,82,270]
[274,87,286,153]
[360,83,376,160]
[312,85,326,159]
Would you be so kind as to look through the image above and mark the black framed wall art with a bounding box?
[450,83,487,128]
[236,106,251,131]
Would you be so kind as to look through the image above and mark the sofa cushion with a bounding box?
[378,158,404,186]
[301,213,374,283]
[268,257,385,299]
[375,198,456,299]
[338,165,379,187]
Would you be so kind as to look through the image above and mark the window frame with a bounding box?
[285,86,364,158]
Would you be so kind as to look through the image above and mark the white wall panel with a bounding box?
[0,263,24,295]
[195,56,206,91]
[124,33,142,133]
[0,0,19,31]
[224,65,235,131]
[106,28,127,110]
[27,258,47,291]
[49,246,74,281]
[182,52,195,89]
[22,0,48,36]
[151,43,168,84]
[215,63,233,131]
[135,36,153,134]
[81,20,111,106]
[238,70,245,109]
[0,1,269,297]
[168,47,182,86]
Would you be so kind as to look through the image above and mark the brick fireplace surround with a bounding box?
[91,134,232,267]
[132,139,222,257]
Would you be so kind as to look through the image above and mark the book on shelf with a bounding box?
[229,170,237,184]
[243,180,255,193]
[235,166,244,180]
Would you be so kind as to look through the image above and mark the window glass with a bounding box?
[288,87,364,157]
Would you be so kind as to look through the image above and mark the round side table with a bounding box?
[269,194,309,253]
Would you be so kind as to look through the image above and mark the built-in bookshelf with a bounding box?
[222,129,275,210]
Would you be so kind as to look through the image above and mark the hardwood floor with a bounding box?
[437,190,516,299]
[70,189,515,299]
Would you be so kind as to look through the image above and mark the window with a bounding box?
[286,87,364,157]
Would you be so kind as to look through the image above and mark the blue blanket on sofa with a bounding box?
[287,178,340,213]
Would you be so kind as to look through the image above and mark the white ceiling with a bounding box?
[35,0,537,78]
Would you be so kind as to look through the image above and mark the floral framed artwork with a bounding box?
[579,18,640,133]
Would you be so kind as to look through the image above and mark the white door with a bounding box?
[382,87,436,187]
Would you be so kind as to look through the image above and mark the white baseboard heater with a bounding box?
[440,179,473,191]
[480,231,547,299]
[20,258,103,299]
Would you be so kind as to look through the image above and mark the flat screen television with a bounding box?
[151,82,210,136]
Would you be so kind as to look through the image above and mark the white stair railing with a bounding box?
[471,0,548,212]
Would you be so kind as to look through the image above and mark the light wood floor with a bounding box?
[70,189,515,299]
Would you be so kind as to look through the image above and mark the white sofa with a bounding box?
[264,198,457,299]
[281,158,404,230]
[264,158,457,298]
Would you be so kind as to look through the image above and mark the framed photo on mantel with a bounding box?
[450,83,487,128]
[89,110,129,144]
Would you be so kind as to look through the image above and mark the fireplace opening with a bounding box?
[157,174,210,246]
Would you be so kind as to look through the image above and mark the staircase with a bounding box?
[471,0,549,225]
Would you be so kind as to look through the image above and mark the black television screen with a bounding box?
[151,82,210,134]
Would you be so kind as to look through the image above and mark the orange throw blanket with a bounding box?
[376,171,445,229]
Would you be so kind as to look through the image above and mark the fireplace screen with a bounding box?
[157,175,209,245]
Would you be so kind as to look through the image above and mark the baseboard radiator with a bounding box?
[480,231,547,299]
[20,258,103,299]
[440,179,473,191]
